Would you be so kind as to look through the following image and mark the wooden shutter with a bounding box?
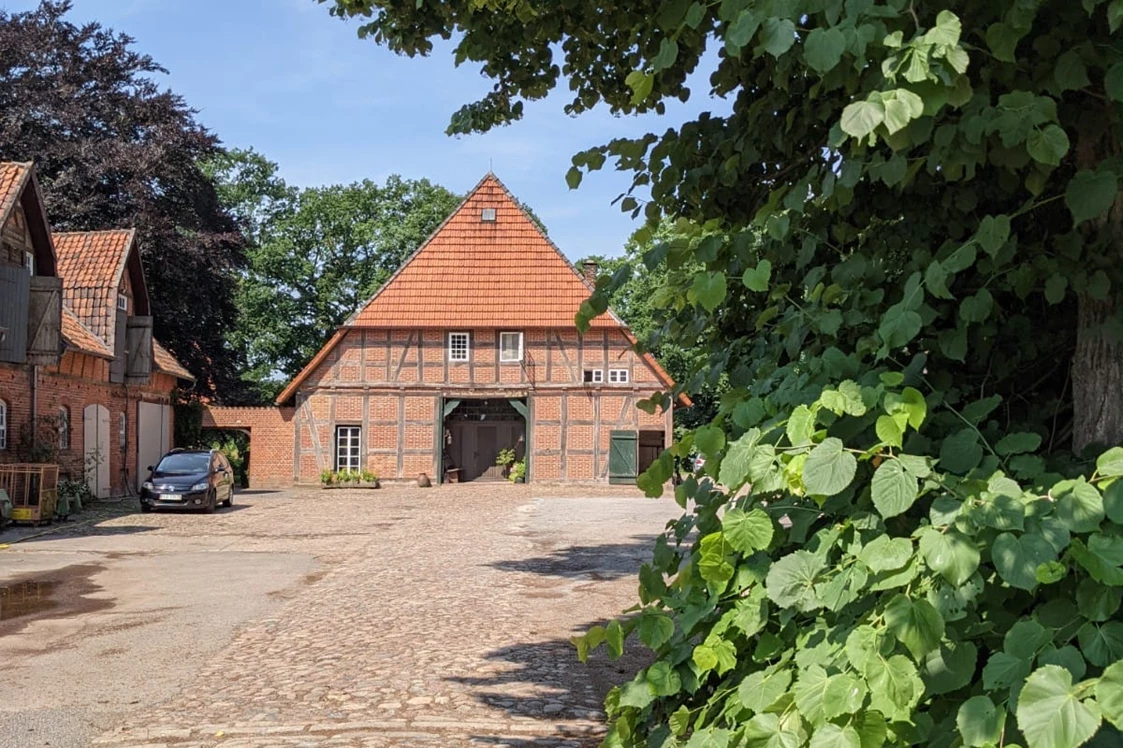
[109,309,127,383]
[125,315,153,384]
[26,276,61,366]
[0,265,29,364]
[608,430,638,485]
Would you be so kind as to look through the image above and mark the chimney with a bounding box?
[582,260,598,284]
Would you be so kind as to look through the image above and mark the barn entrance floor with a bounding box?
[0,483,678,747]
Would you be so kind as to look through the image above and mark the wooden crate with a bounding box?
[0,464,59,524]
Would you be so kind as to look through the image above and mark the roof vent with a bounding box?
[481,207,497,222]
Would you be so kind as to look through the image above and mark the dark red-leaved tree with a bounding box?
[0,0,250,402]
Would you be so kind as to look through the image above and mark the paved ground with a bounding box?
[0,484,680,747]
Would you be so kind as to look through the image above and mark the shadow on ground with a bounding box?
[488,536,657,580]
[449,622,652,746]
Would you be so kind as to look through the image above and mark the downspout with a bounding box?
[30,364,38,454]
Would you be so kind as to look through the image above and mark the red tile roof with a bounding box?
[153,339,194,381]
[0,162,33,226]
[61,306,112,359]
[52,230,137,346]
[347,173,617,329]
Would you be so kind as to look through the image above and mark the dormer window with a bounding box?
[117,293,128,312]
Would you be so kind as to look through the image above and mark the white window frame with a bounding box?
[448,332,470,362]
[609,369,630,384]
[335,426,361,472]
[0,399,7,450]
[119,412,127,453]
[117,293,128,311]
[584,369,604,384]
[499,332,523,363]
[23,251,34,276]
[59,407,70,450]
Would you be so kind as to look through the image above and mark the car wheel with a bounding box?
[203,490,216,514]
[140,503,152,513]
[221,491,233,509]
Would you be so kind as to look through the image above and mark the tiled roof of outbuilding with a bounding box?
[0,162,33,225]
[61,307,112,359]
[153,340,194,381]
[52,229,137,345]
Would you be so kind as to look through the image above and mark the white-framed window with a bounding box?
[59,407,70,450]
[117,294,128,311]
[499,332,523,362]
[0,399,7,450]
[335,426,361,472]
[609,369,630,384]
[23,251,34,276]
[583,369,604,384]
[448,332,470,362]
[119,412,127,452]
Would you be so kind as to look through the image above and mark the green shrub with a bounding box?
[496,448,517,468]
[577,377,1123,748]
[508,459,526,483]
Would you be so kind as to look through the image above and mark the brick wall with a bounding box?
[201,406,296,489]
[0,354,178,494]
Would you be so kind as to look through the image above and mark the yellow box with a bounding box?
[11,508,33,521]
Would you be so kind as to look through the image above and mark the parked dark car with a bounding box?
[140,449,234,513]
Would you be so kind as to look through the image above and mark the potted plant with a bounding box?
[495,448,516,477]
[321,469,335,487]
[360,469,381,488]
[508,459,526,483]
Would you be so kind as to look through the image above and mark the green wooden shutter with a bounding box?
[609,430,638,485]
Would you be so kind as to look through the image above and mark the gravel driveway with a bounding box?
[0,484,680,747]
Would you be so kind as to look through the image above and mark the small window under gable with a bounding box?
[609,369,630,384]
[584,369,604,384]
[500,332,523,362]
[481,207,497,222]
[117,293,128,311]
[448,332,470,362]
[23,251,34,276]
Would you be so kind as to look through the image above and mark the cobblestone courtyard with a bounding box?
[0,485,680,747]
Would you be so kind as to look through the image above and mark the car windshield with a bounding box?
[155,453,210,475]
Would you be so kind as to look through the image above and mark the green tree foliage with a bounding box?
[205,149,461,398]
[583,222,729,434]
[325,0,1123,745]
[0,1,249,401]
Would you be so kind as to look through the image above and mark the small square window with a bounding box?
[609,369,630,383]
[448,332,470,362]
[583,369,604,384]
[481,208,497,222]
[500,332,523,362]
[117,294,128,311]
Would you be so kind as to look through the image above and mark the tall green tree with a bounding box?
[0,1,248,401]
[206,149,461,397]
[327,1,1123,746]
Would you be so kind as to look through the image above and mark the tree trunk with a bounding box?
[1072,294,1123,455]
[1070,118,1122,456]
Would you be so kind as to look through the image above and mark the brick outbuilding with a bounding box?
[208,174,678,487]
[0,162,194,496]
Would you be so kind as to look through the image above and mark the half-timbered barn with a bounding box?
[204,173,677,486]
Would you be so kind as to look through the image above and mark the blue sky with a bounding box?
[9,0,722,260]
